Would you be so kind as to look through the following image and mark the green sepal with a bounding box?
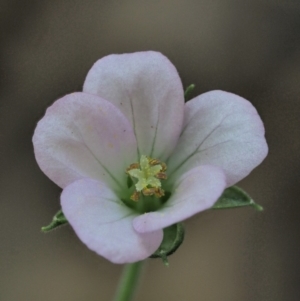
[41,209,68,232]
[212,185,263,211]
[184,84,195,102]
[150,223,185,266]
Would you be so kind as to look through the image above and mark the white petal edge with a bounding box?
[133,165,226,233]
[61,178,163,264]
[167,90,268,187]
[33,92,137,194]
[83,51,184,160]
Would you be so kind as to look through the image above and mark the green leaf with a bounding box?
[150,223,185,266]
[184,84,195,101]
[41,209,68,232]
[212,185,263,211]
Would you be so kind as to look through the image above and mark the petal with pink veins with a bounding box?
[61,179,163,264]
[133,165,226,233]
[167,90,268,187]
[33,92,137,193]
[83,51,184,160]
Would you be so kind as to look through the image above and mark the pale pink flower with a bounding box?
[33,51,268,263]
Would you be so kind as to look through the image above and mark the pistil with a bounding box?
[126,155,167,201]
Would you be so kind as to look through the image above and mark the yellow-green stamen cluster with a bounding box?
[126,155,167,201]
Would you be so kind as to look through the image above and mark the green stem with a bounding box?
[113,261,144,301]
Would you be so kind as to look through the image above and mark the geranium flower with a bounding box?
[33,51,268,263]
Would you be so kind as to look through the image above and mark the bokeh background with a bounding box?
[1,1,299,300]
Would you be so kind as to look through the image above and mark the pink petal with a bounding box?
[133,165,226,233]
[83,51,184,160]
[33,92,137,193]
[61,179,163,264]
[167,91,268,187]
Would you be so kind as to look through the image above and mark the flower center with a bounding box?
[126,155,167,201]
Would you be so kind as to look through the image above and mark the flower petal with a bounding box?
[61,179,163,264]
[133,165,226,233]
[33,92,137,194]
[83,51,184,160]
[167,91,268,187]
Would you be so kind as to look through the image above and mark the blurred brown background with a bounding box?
[1,0,299,300]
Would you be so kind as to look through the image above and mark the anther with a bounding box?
[130,191,140,202]
[156,172,167,180]
[126,163,140,173]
